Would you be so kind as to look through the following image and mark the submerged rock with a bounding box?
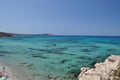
[25,64,33,67]
[53,44,57,46]
[28,47,68,55]
[106,49,118,52]
[0,54,5,56]
[65,68,80,79]
[81,49,92,52]
[78,55,92,60]
[31,54,48,59]
[65,73,75,79]
[0,51,11,54]
[17,62,27,67]
[60,59,70,64]
[90,45,100,48]
[78,55,120,80]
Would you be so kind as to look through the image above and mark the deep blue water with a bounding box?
[0,36,120,80]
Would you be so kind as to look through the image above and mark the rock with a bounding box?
[60,59,70,64]
[53,44,56,46]
[56,78,62,80]
[64,73,76,79]
[50,79,55,80]
[78,55,120,80]
[49,77,62,80]
[19,62,27,64]
[17,62,27,67]
[25,64,33,67]
[69,73,75,79]
[17,64,23,67]
[65,75,69,79]
[81,49,92,52]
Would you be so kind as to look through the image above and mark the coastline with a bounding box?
[0,35,120,80]
[0,61,30,80]
[1,55,120,80]
[0,62,17,80]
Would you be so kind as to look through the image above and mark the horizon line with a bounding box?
[0,31,120,37]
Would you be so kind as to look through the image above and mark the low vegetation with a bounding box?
[113,67,120,80]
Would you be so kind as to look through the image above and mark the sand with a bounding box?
[0,62,18,80]
[0,61,30,80]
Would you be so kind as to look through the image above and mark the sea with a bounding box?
[0,35,120,80]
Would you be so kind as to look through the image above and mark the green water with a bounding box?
[0,36,120,80]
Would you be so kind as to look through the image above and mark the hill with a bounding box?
[0,32,16,37]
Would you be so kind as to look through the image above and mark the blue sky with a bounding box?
[0,0,120,36]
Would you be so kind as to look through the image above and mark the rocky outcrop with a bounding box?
[78,55,120,80]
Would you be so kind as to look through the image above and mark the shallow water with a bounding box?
[0,36,120,80]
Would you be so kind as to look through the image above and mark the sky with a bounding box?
[0,0,120,36]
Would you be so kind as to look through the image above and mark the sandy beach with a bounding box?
[0,62,17,80]
[0,61,30,80]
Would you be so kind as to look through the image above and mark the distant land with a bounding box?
[0,32,53,37]
[0,32,120,37]
[0,32,16,37]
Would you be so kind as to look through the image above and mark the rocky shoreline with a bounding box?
[78,55,120,80]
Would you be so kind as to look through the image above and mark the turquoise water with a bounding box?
[0,36,120,80]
